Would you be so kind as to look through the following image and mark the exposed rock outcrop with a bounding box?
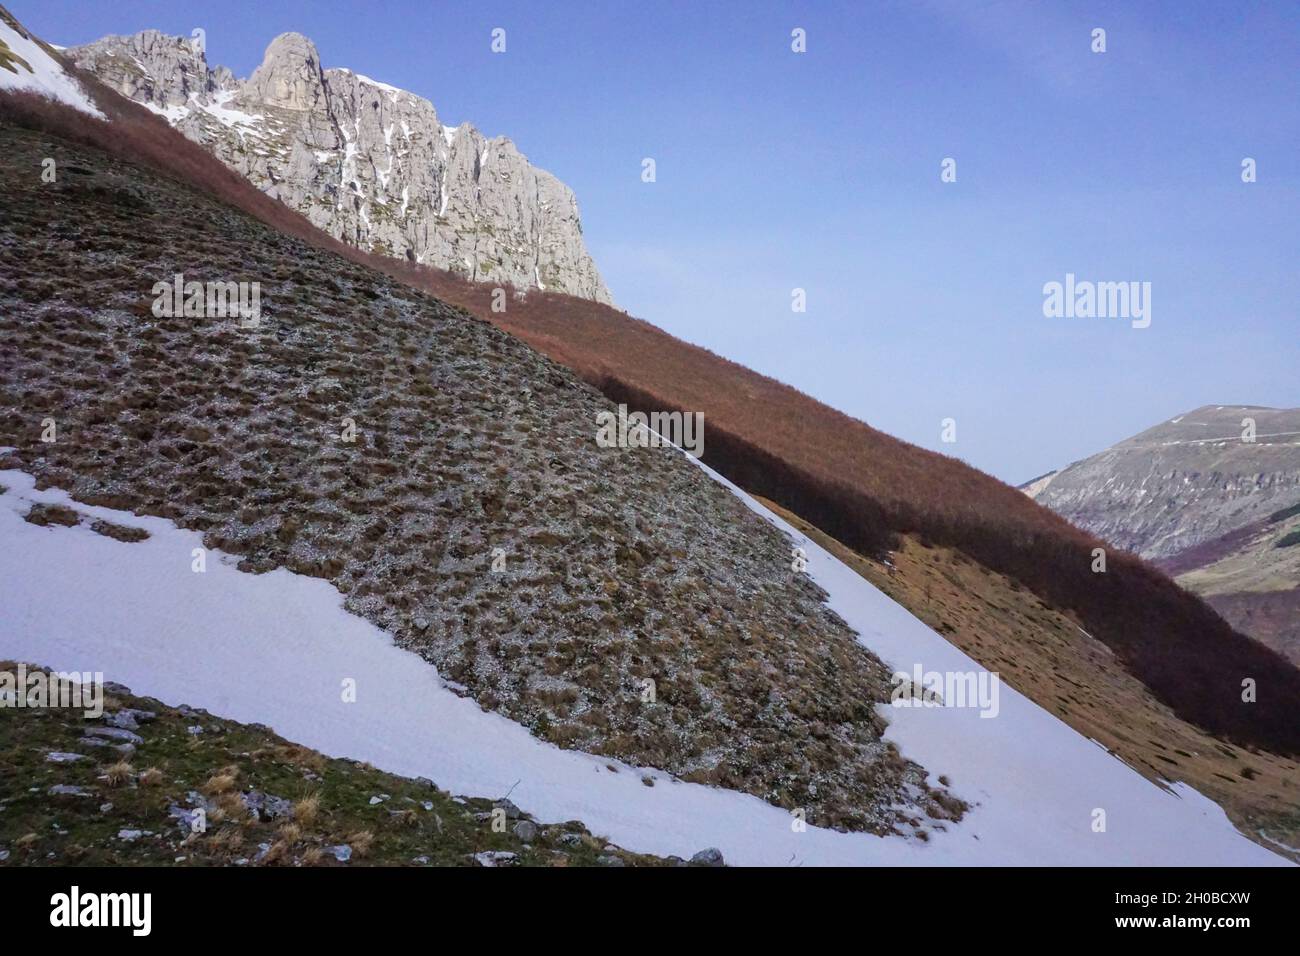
[70,30,613,303]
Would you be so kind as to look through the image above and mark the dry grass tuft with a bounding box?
[293,793,320,826]
[206,827,243,852]
[103,760,134,787]
[202,767,239,795]
[348,830,375,857]
[300,846,326,867]
[392,808,419,828]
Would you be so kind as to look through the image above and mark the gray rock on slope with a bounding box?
[64,29,235,109]
[70,31,613,304]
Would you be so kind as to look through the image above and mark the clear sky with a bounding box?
[23,0,1300,483]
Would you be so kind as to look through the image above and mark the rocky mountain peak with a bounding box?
[247,32,326,111]
[72,29,228,110]
[69,29,612,304]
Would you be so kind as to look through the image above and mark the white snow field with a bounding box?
[0,19,104,118]
[0,466,1287,866]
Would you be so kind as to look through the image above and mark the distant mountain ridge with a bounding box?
[1025,405,1300,559]
[69,30,613,303]
[1025,404,1300,665]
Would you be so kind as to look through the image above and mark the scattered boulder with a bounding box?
[168,804,204,834]
[84,726,144,746]
[48,784,94,797]
[45,751,85,763]
[690,847,725,867]
[241,791,292,822]
[104,708,156,730]
[512,820,538,842]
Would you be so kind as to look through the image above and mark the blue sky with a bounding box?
[25,0,1300,483]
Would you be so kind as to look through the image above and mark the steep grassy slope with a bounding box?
[534,361,1300,759]
[3,26,1297,759]
[1200,590,1300,669]
[0,663,666,867]
[0,121,964,835]
[755,499,1300,858]
[1157,509,1300,666]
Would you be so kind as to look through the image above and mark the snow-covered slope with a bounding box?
[0,465,1285,865]
[0,14,102,117]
